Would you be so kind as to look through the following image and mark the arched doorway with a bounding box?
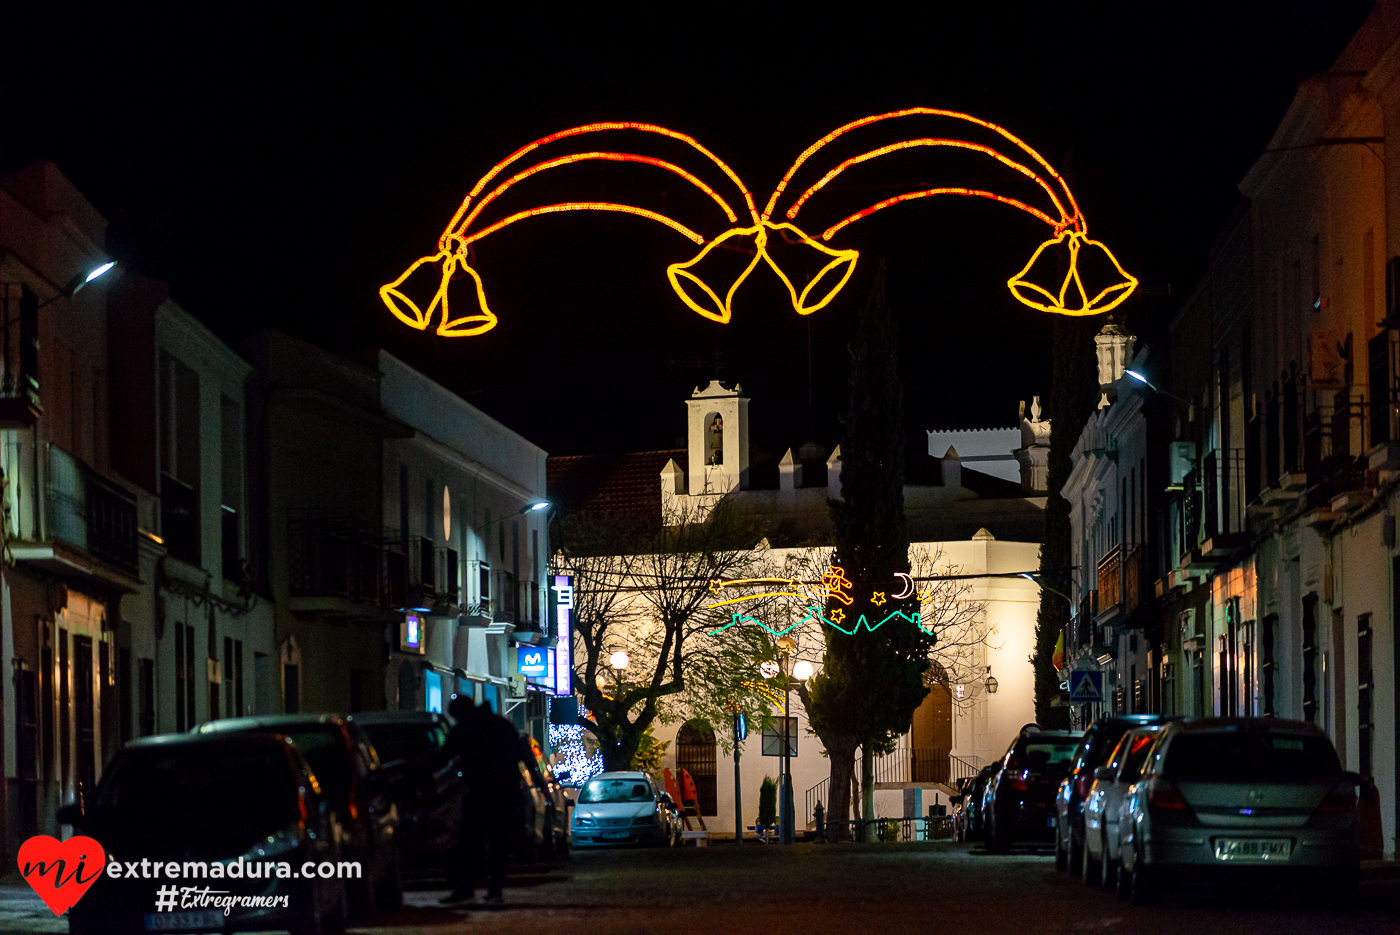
[911,667,953,783]
[676,721,718,815]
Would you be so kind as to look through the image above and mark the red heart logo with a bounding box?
[17,835,106,916]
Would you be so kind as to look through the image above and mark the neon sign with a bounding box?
[382,110,1137,337]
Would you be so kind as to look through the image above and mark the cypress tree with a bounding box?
[1033,316,1099,727]
[803,265,933,832]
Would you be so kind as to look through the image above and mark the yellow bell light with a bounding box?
[1007,230,1138,316]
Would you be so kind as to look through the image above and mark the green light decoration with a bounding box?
[710,606,930,638]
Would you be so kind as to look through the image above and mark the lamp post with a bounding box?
[771,636,812,844]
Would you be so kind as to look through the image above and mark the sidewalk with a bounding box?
[0,876,65,934]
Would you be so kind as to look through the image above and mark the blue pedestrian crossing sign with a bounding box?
[1068,670,1104,704]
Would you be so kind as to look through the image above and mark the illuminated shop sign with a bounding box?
[551,574,573,696]
[400,613,424,653]
[518,646,551,678]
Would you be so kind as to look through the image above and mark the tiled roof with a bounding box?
[547,450,686,521]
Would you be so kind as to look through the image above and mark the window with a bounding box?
[478,563,491,614]
[676,722,718,815]
[1302,593,1318,724]
[1261,614,1277,716]
[224,637,243,719]
[1358,613,1374,778]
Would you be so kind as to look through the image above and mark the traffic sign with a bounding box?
[1068,670,1104,704]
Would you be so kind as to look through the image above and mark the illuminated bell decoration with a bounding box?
[384,110,1136,338]
[759,660,781,679]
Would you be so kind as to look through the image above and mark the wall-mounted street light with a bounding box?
[37,260,120,309]
[1124,368,1194,417]
[984,666,999,694]
[520,500,551,514]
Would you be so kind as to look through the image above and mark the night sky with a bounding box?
[0,3,1374,460]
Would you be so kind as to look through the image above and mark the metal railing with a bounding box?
[1097,547,1120,610]
[822,817,952,843]
[45,446,137,573]
[287,512,404,607]
[949,754,983,784]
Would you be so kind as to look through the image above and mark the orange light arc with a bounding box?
[385,109,1136,337]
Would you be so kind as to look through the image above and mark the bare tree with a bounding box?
[556,497,781,771]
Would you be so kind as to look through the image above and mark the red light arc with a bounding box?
[381,110,1138,337]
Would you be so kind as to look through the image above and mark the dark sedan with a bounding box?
[984,729,1081,852]
[195,714,401,918]
[63,732,347,935]
[349,710,463,873]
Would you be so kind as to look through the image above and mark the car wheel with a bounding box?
[1115,854,1132,900]
[1129,847,1158,905]
[376,849,403,913]
[348,867,378,920]
[1100,841,1117,891]
[1054,822,1068,871]
[1082,838,1102,887]
[1069,833,1084,877]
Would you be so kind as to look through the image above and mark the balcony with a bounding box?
[286,513,402,618]
[11,445,139,588]
[1097,547,1120,611]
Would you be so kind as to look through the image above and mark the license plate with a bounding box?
[1213,838,1291,862]
[600,831,631,840]
[146,909,226,931]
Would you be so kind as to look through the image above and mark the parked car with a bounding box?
[950,776,979,842]
[964,763,1000,843]
[1081,725,1165,892]
[64,732,348,935]
[1116,717,1361,904]
[571,772,676,847]
[1055,713,1170,874]
[349,710,463,872]
[984,728,1081,852]
[520,735,571,858]
[195,714,402,918]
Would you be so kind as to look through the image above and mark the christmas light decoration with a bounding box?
[383,110,1136,335]
[892,573,915,599]
[548,722,604,786]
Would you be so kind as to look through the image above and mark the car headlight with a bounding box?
[573,816,596,827]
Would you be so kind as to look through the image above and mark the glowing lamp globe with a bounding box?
[759,660,781,679]
[608,650,630,670]
[792,660,814,681]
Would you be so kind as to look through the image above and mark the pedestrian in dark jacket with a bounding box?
[442,696,523,905]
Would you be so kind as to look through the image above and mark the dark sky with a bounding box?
[0,2,1374,459]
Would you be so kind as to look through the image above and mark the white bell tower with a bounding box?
[686,380,749,495]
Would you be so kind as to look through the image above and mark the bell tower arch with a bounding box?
[685,380,749,495]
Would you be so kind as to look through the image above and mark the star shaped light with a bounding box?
[830,608,845,624]
[871,591,887,606]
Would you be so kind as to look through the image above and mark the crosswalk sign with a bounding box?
[1068,670,1104,704]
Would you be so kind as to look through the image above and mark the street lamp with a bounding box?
[35,260,119,309]
[1124,368,1194,415]
[608,650,630,670]
[984,666,999,694]
[772,636,805,844]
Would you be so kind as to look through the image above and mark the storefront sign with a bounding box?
[400,613,424,653]
[550,574,573,696]
[518,646,551,678]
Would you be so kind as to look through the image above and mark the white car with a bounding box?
[571,772,677,847]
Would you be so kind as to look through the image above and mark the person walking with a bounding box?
[442,695,524,905]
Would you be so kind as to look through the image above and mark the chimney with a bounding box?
[779,448,803,491]
[942,446,962,487]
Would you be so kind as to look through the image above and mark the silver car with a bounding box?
[1081,726,1163,891]
[1117,718,1361,904]
[571,772,676,847]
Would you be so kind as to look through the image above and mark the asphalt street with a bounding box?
[2,842,1397,934]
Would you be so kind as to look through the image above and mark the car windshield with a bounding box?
[96,744,299,835]
[1076,723,1131,772]
[579,778,654,803]
[1165,732,1341,781]
[284,729,350,809]
[362,722,445,766]
[1008,738,1079,772]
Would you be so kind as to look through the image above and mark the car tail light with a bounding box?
[1317,787,1356,814]
[1074,774,1093,800]
[1006,772,1029,792]
[1148,785,1188,811]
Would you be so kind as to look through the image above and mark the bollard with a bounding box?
[813,801,825,843]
